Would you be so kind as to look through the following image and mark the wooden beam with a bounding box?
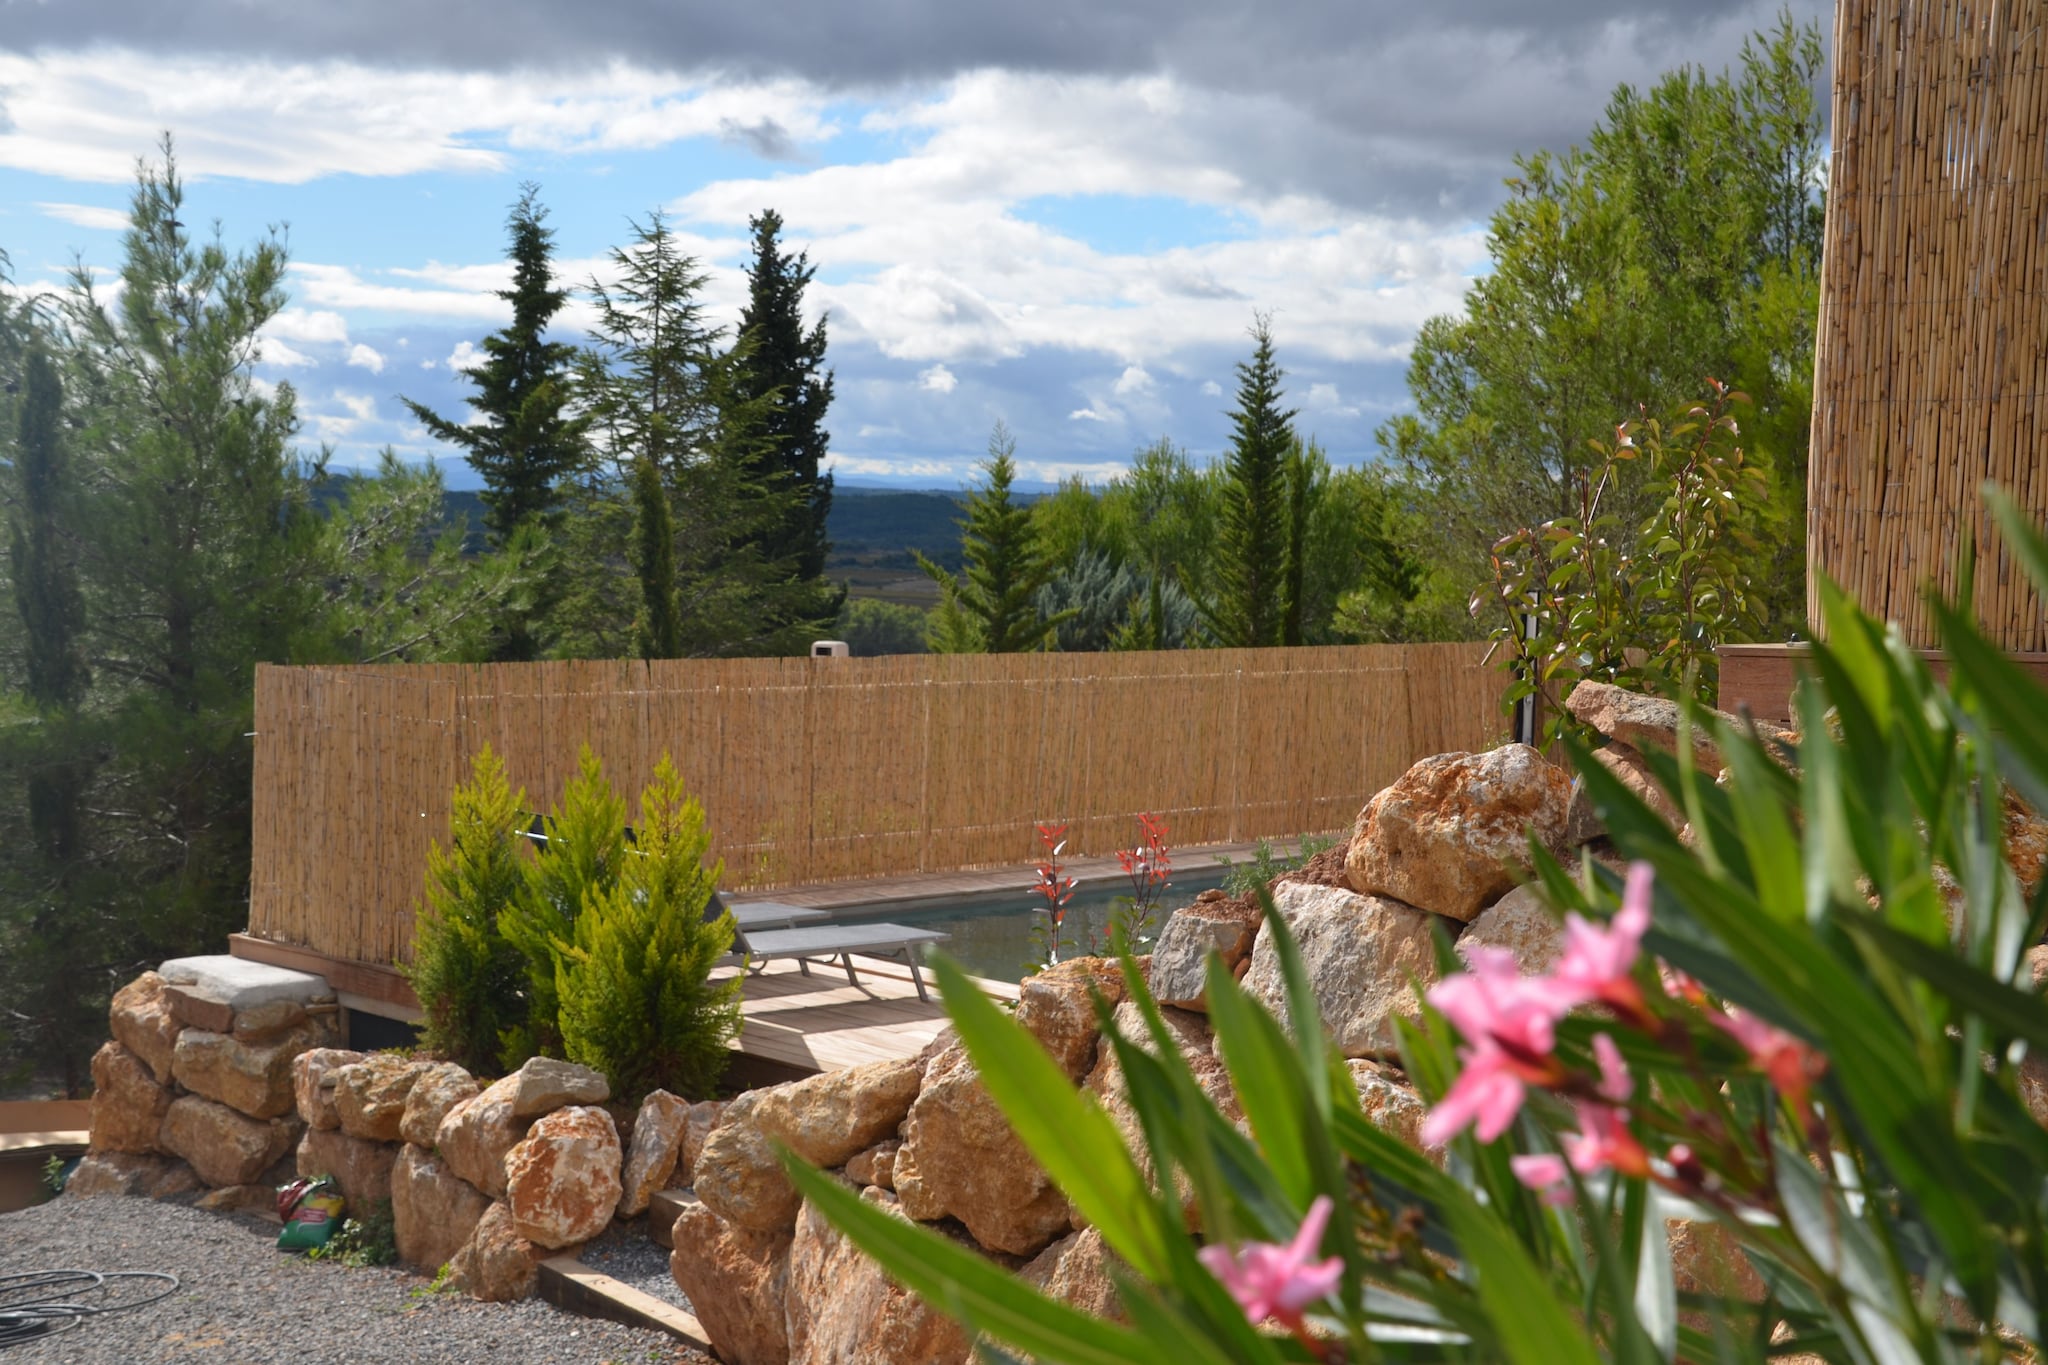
[536,1256,711,1352]
[228,934,419,1011]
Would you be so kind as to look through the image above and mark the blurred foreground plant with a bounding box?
[789,489,2048,1362]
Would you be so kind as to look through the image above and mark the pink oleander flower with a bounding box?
[1710,1006,1826,1109]
[1550,860,1654,1014]
[1562,1101,1651,1179]
[1198,1196,1344,1329]
[1421,946,1571,1146]
[1591,1032,1632,1103]
[1511,1153,1573,1206]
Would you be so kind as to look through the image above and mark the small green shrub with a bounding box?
[553,756,742,1099]
[309,1199,397,1268]
[402,747,529,1077]
[1212,832,1334,897]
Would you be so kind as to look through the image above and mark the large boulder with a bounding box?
[1242,881,1439,1058]
[447,1201,552,1303]
[1147,891,1262,1013]
[504,1056,609,1118]
[504,1105,623,1249]
[231,999,315,1044]
[1564,681,1793,771]
[1458,882,1564,978]
[2007,793,2048,903]
[160,1095,297,1188]
[1586,743,1685,828]
[1020,1226,1123,1320]
[672,1099,724,1188]
[291,1048,365,1131]
[1347,744,1573,922]
[398,1062,480,1148]
[786,1192,975,1365]
[333,1055,434,1142]
[436,1076,530,1200]
[1082,999,1240,1229]
[298,1125,400,1210]
[391,1143,491,1272]
[1347,1060,1429,1151]
[1015,957,1127,1078]
[667,1192,794,1365]
[109,972,182,1084]
[749,1058,923,1168]
[619,1090,690,1218]
[65,1151,201,1200]
[693,1091,803,1233]
[89,1042,171,1154]
[171,1027,312,1120]
[894,1040,1071,1256]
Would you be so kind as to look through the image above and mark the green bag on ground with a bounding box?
[275,1176,346,1252]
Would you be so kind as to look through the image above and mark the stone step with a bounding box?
[536,1254,712,1353]
[648,1189,687,1250]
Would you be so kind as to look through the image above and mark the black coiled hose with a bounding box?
[0,1269,179,1349]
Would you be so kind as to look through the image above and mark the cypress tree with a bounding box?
[916,424,1075,653]
[630,453,683,660]
[404,185,583,547]
[1196,316,1298,648]
[732,209,835,583]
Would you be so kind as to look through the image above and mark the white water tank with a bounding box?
[811,640,850,658]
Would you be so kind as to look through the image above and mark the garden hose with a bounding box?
[0,1269,180,1349]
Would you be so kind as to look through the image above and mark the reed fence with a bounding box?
[247,644,1507,966]
[1809,0,2048,649]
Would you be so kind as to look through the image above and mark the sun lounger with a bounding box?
[708,892,950,1001]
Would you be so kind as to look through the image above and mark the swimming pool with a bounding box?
[840,866,1231,984]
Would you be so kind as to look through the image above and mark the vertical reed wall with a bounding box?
[1810,0,2048,648]
[247,644,1507,966]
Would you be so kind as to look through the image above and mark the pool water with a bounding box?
[843,866,1230,984]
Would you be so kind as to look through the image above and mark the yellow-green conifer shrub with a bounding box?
[497,746,625,1068]
[553,756,741,1100]
[402,746,529,1076]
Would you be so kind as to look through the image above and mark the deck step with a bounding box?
[649,1189,687,1250]
[537,1254,711,1353]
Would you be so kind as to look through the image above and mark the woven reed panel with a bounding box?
[1810,0,2048,647]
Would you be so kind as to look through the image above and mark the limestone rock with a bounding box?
[436,1076,530,1201]
[197,1183,281,1214]
[109,972,182,1084]
[1021,1226,1123,1320]
[750,1058,924,1168]
[172,1027,311,1120]
[1347,745,1573,922]
[786,1192,974,1365]
[693,1091,802,1233]
[447,1201,551,1303]
[398,1062,480,1149]
[619,1090,690,1218]
[2029,944,2048,993]
[1565,681,1726,770]
[504,1105,622,1249]
[667,1192,793,1365]
[1458,883,1564,978]
[1668,1218,1766,1301]
[231,999,310,1043]
[1016,956,1128,1077]
[89,1042,171,1154]
[163,982,236,1034]
[896,1040,1071,1256]
[292,1048,365,1132]
[1588,742,1685,828]
[889,1137,943,1222]
[1147,891,1262,1013]
[1346,1060,1429,1150]
[2008,793,2048,903]
[158,953,332,1009]
[844,1140,900,1191]
[1242,880,1440,1059]
[65,1151,200,1200]
[160,1095,297,1188]
[297,1125,400,1210]
[392,1143,491,1272]
[505,1055,609,1118]
[672,1099,724,1188]
[1083,999,1239,1228]
[333,1054,434,1142]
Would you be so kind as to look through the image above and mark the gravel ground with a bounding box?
[0,1196,711,1365]
[579,1224,690,1314]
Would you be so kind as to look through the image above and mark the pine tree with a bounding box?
[1197,316,1298,648]
[733,209,835,584]
[916,424,1075,653]
[1280,438,1315,647]
[405,185,582,544]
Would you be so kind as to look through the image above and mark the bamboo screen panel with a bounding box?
[247,644,1507,965]
[1810,0,2048,648]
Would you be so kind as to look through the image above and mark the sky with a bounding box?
[0,0,1828,489]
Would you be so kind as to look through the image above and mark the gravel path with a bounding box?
[0,1196,711,1364]
[579,1224,691,1314]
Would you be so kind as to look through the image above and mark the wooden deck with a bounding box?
[720,955,1017,1075]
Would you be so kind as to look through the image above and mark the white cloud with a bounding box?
[346,343,385,374]
[446,340,483,372]
[1201,380,1224,397]
[1113,365,1154,397]
[1068,406,1114,423]
[419,359,437,370]
[265,308,352,345]
[1305,381,1361,418]
[257,338,315,368]
[36,201,127,230]
[917,363,957,394]
[338,393,377,421]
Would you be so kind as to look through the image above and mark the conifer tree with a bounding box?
[1196,316,1298,647]
[732,209,835,584]
[404,185,583,550]
[916,424,1074,653]
[631,454,683,659]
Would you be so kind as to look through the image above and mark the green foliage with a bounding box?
[309,1199,398,1268]
[497,746,625,1068]
[918,424,1074,653]
[554,756,741,1100]
[1196,316,1298,648]
[1481,381,1768,742]
[797,491,2048,1363]
[1212,833,1334,898]
[403,747,530,1076]
[630,453,683,659]
[835,598,930,656]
